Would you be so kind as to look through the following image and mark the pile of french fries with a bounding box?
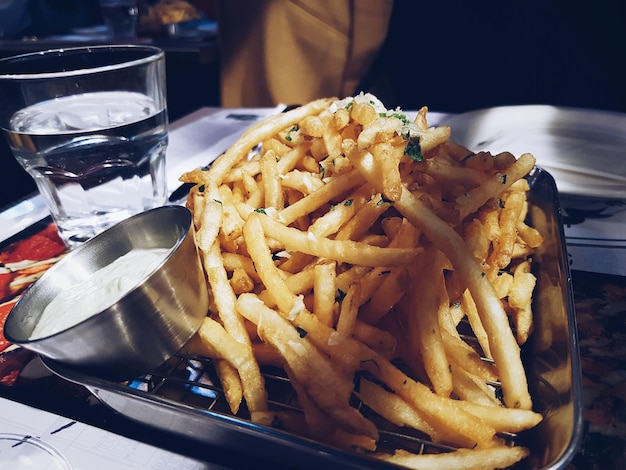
[179,94,544,469]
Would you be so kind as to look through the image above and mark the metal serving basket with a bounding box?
[43,167,583,469]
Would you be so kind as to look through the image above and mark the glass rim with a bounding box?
[0,45,164,80]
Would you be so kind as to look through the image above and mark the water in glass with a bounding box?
[5,90,168,245]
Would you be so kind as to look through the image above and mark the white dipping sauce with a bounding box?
[30,248,170,339]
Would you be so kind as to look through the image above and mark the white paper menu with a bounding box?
[0,397,222,470]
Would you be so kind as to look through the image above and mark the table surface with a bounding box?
[1,107,625,469]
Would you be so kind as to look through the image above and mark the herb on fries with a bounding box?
[179,93,544,469]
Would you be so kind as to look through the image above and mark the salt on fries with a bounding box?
[180,93,544,468]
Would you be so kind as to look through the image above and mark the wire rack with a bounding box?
[123,348,524,459]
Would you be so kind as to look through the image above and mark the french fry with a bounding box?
[399,247,453,397]
[313,261,337,327]
[202,240,268,414]
[182,98,334,187]
[490,189,525,268]
[356,378,443,442]
[261,149,284,210]
[377,446,530,470]
[335,282,361,336]
[236,293,378,439]
[256,212,421,267]
[195,317,257,414]
[455,153,537,219]
[508,259,537,344]
[449,361,501,407]
[454,400,543,434]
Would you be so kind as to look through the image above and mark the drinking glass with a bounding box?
[99,0,139,38]
[0,45,169,246]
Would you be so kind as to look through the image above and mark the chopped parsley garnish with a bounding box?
[254,208,267,214]
[344,199,353,206]
[377,194,393,205]
[285,124,299,142]
[319,163,326,178]
[404,137,423,162]
[389,112,411,125]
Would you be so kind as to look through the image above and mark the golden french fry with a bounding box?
[313,261,337,327]
[462,289,492,359]
[202,241,268,414]
[278,169,366,224]
[335,282,361,336]
[356,378,443,443]
[230,267,255,294]
[399,248,453,397]
[215,359,243,414]
[449,361,501,407]
[456,153,536,219]
[377,446,530,470]
[236,293,379,439]
[490,190,525,268]
[192,98,334,186]
[441,329,498,383]
[256,212,421,267]
[289,372,377,451]
[508,259,536,344]
[261,149,284,210]
[454,399,543,434]
[195,317,251,414]
[350,101,378,126]
[352,320,396,359]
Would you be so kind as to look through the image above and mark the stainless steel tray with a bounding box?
[43,167,583,469]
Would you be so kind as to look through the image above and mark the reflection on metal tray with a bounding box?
[43,167,583,469]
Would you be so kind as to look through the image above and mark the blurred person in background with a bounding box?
[216,0,394,107]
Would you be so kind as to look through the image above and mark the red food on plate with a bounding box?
[0,223,67,303]
[1,223,66,264]
[0,299,16,353]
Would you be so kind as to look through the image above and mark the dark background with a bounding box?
[370,0,626,114]
[2,0,625,210]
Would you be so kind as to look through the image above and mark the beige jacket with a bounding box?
[218,0,394,107]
